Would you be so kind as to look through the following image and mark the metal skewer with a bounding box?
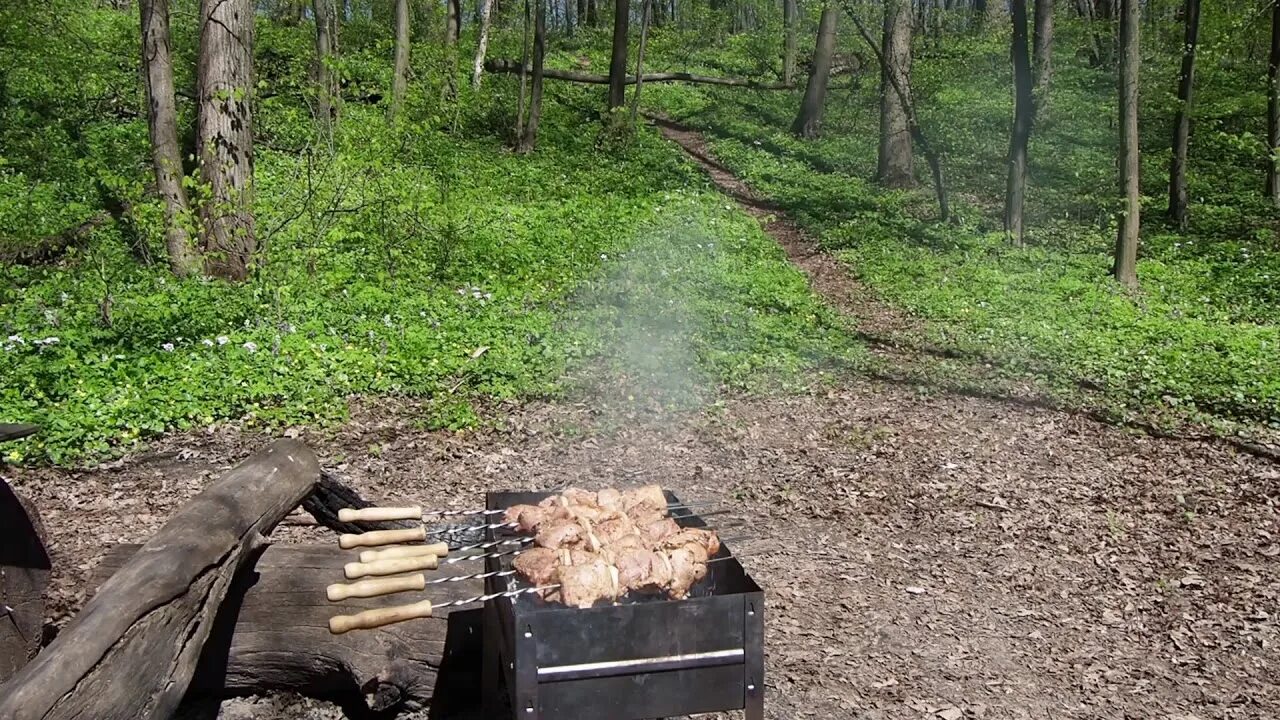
[338,502,715,524]
[328,585,558,634]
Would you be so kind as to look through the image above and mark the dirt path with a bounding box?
[4,126,1279,719]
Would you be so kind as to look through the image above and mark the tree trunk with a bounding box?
[390,0,411,121]
[472,0,494,87]
[630,0,653,123]
[1269,0,1280,206]
[515,0,531,141]
[141,0,200,277]
[1032,0,1053,107]
[577,0,586,26]
[608,0,631,108]
[791,5,837,138]
[0,482,49,684]
[89,544,484,715]
[312,0,334,131]
[519,0,546,152]
[587,0,598,25]
[446,0,460,42]
[782,0,798,85]
[197,0,256,281]
[0,440,320,720]
[877,0,915,187]
[1005,0,1034,246]
[1167,0,1199,227]
[1112,0,1139,288]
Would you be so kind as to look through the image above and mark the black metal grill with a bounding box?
[481,490,765,720]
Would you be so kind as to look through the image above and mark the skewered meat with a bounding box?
[613,548,673,593]
[666,547,709,599]
[640,518,680,544]
[504,503,567,532]
[558,558,621,609]
[513,547,561,586]
[595,488,622,511]
[592,512,637,544]
[660,528,721,558]
[536,518,584,549]
[621,485,667,512]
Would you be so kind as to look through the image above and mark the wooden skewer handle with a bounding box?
[338,527,425,549]
[337,505,423,523]
[326,573,427,601]
[358,542,449,563]
[329,599,435,634]
[344,553,439,580]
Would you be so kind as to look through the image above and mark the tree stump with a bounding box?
[0,481,50,684]
[0,439,322,720]
[91,544,485,717]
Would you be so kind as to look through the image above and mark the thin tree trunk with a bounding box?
[782,0,798,85]
[1032,0,1053,108]
[197,0,256,281]
[791,4,838,138]
[472,0,494,87]
[1112,0,1139,288]
[877,0,915,187]
[587,0,598,25]
[140,0,199,277]
[848,4,950,222]
[518,0,546,152]
[1005,0,1034,246]
[1269,0,1280,205]
[390,0,411,121]
[312,0,334,132]
[1167,0,1199,227]
[608,0,631,108]
[577,0,586,26]
[630,0,652,123]
[515,0,531,141]
[446,0,460,42]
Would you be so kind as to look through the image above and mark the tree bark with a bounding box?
[312,0,335,130]
[608,0,631,109]
[1269,0,1280,206]
[197,0,257,281]
[1032,0,1053,107]
[445,0,460,43]
[485,59,799,88]
[1167,0,1199,228]
[0,440,320,720]
[472,0,494,87]
[1112,0,1139,288]
[0,483,49,684]
[141,0,200,277]
[390,0,411,121]
[1005,0,1034,246]
[587,0,598,25]
[791,5,838,138]
[88,544,483,715]
[515,0,531,142]
[577,0,586,26]
[782,0,798,85]
[877,0,915,187]
[519,0,546,152]
[630,0,653,123]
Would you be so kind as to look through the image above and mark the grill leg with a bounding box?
[744,593,765,720]
[482,601,500,717]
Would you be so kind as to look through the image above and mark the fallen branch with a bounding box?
[485,58,797,89]
[0,439,321,720]
[0,213,109,266]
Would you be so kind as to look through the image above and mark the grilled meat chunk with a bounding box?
[513,547,561,586]
[558,558,620,609]
[535,518,584,549]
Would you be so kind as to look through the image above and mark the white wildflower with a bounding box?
[600,254,608,260]
[7,335,23,345]
[202,339,214,347]
[242,341,258,353]
[216,335,230,345]
[161,343,175,352]
[484,293,492,300]
[382,315,393,327]
[33,337,59,346]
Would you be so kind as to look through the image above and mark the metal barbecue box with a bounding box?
[481,490,764,720]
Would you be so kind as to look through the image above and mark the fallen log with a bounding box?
[0,439,321,720]
[91,544,484,716]
[0,482,50,684]
[0,424,39,443]
[484,58,797,89]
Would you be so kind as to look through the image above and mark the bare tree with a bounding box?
[791,4,838,138]
[1269,0,1280,206]
[607,0,631,108]
[1167,0,1199,227]
[877,0,915,187]
[783,0,798,85]
[140,0,199,276]
[1112,0,1139,288]
[1032,0,1053,106]
[472,0,494,87]
[197,0,257,280]
[1005,0,1034,246]
[519,0,546,152]
[390,0,411,121]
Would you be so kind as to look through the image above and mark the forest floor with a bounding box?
[7,122,1280,719]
